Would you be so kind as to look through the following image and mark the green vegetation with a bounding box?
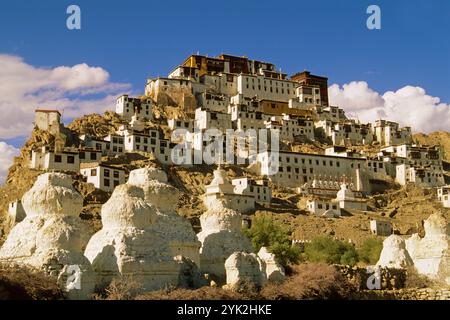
[304,236,359,266]
[243,214,301,267]
[358,237,383,265]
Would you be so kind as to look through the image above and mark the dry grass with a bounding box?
[0,263,63,300]
[405,267,435,289]
[260,263,356,300]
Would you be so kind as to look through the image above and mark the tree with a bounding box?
[304,236,359,266]
[243,214,301,267]
[358,237,383,265]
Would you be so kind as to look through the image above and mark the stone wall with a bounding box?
[355,288,450,300]
[334,265,406,290]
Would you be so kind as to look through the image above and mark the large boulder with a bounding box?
[405,212,450,285]
[197,208,253,280]
[257,247,285,283]
[127,167,201,266]
[0,173,96,300]
[224,252,266,289]
[376,235,414,269]
[84,184,181,291]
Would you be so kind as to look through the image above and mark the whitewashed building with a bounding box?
[104,134,125,154]
[203,167,255,213]
[116,95,153,121]
[80,163,126,192]
[437,186,450,208]
[306,198,341,217]
[265,115,314,142]
[232,177,272,204]
[195,108,232,131]
[395,164,445,188]
[374,120,412,146]
[255,151,369,192]
[30,147,80,172]
[370,220,393,236]
[334,182,368,211]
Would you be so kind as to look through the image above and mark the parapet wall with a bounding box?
[334,265,406,290]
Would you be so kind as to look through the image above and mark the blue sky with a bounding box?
[1,0,449,99]
[0,0,449,150]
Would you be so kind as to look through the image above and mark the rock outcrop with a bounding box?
[224,252,266,289]
[257,247,285,283]
[0,173,96,299]
[197,207,253,280]
[406,212,450,285]
[376,235,414,269]
[126,167,201,266]
[84,184,181,291]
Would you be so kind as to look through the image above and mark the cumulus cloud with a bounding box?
[0,54,132,139]
[0,142,20,184]
[329,81,450,133]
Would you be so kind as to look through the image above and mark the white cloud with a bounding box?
[0,142,20,185]
[0,54,132,139]
[329,81,450,133]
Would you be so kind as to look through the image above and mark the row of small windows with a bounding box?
[245,84,290,95]
[245,77,293,88]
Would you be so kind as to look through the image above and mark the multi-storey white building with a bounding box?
[232,178,272,204]
[116,95,153,121]
[197,92,230,113]
[255,150,369,192]
[230,104,270,131]
[265,114,315,142]
[80,163,126,192]
[236,74,298,102]
[330,121,373,146]
[396,164,445,188]
[30,147,80,172]
[195,108,232,131]
[374,120,412,146]
[104,134,125,154]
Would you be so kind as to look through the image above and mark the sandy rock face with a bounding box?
[257,247,285,283]
[127,167,201,266]
[84,184,181,291]
[0,173,96,300]
[197,208,253,279]
[406,212,450,285]
[376,235,414,269]
[224,252,266,289]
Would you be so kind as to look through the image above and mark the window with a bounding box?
[104,169,110,177]
[67,156,75,164]
[113,171,120,179]
[54,155,62,163]
[90,152,97,160]
[79,152,85,160]
[113,180,120,187]
[95,143,102,150]
[104,179,110,187]
[91,169,97,176]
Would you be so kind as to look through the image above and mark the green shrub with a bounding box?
[243,214,301,267]
[358,237,383,265]
[304,236,358,266]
